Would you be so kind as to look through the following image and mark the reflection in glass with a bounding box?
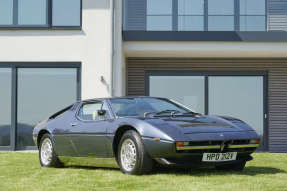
[147,0,172,15]
[208,16,234,31]
[240,16,266,31]
[18,0,47,25]
[52,0,81,26]
[149,76,205,114]
[147,16,173,31]
[17,68,77,147]
[178,16,204,31]
[208,76,264,138]
[0,0,13,25]
[0,68,11,146]
[178,0,204,15]
[208,0,234,15]
[240,0,265,15]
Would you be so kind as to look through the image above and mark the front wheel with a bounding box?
[118,130,153,175]
[215,161,246,171]
[39,134,62,167]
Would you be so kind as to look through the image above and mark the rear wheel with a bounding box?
[118,130,153,175]
[215,161,246,171]
[39,134,62,167]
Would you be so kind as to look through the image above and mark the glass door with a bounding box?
[208,76,265,146]
[16,68,78,149]
[0,68,12,148]
[148,72,267,149]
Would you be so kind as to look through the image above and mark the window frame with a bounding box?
[146,70,269,151]
[0,62,81,151]
[0,0,82,29]
[76,100,112,122]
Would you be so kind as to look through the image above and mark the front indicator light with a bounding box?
[153,137,161,141]
[176,142,184,147]
[176,142,189,146]
[250,139,260,144]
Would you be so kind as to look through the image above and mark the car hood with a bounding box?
[143,115,253,134]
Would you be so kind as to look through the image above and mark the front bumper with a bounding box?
[142,137,258,167]
[154,153,253,167]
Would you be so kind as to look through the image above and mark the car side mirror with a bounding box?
[97,109,106,116]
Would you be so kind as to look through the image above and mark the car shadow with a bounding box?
[153,166,286,176]
[62,165,285,176]
[64,165,119,172]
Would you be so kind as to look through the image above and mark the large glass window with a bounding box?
[17,68,78,147]
[208,76,264,140]
[0,68,12,146]
[208,0,234,31]
[0,0,13,25]
[141,0,266,31]
[18,0,47,25]
[149,76,205,114]
[178,0,204,31]
[240,0,266,31]
[148,73,266,147]
[52,0,81,27]
[147,0,173,31]
[0,0,81,28]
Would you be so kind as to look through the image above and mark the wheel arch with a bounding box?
[37,129,51,148]
[112,125,140,160]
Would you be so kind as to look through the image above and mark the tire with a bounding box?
[215,161,246,171]
[39,133,62,168]
[118,130,153,175]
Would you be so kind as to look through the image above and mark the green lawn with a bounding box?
[0,152,286,191]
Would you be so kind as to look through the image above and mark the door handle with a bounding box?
[70,123,78,127]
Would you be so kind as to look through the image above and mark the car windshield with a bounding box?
[109,97,193,117]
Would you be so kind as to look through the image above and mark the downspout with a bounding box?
[110,0,115,97]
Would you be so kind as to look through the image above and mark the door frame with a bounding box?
[0,62,81,151]
[146,71,268,151]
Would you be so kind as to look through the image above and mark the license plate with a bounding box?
[202,152,237,162]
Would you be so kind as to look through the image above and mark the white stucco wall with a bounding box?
[0,0,113,100]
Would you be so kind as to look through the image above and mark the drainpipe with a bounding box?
[110,0,115,97]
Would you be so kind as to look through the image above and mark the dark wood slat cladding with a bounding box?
[127,58,287,153]
[268,0,287,31]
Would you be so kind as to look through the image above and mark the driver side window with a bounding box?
[78,101,110,121]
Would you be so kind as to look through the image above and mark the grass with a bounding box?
[0,152,287,191]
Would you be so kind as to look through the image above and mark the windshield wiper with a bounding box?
[155,110,182,116]
[143,110,181,118]
[144,110,200,118]
[182,111,201,116]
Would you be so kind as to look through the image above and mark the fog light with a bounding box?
[250,139,260,144]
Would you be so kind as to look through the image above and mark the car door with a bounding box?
[68,100,112,157]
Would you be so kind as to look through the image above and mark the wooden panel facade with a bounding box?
[127,58,287,152]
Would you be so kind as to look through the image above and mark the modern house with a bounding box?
[1,0,287,152]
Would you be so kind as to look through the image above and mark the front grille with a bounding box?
[187,139,250,146]
[176,139,258,153]
[177,147,256,154]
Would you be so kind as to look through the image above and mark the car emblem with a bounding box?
[220,142,225,152]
